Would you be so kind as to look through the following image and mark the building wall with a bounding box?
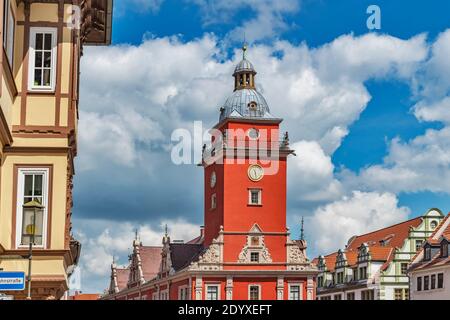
[0,0,81,300]
[410,267,450,300]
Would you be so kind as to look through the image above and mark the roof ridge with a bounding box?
[350,216,423,240]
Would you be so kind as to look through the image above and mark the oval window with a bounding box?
[248,128,259,140]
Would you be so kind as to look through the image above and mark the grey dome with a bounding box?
[219,88,274,122]
[234,58,255,74]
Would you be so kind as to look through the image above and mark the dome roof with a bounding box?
[234,58,256,74]
[219,88,274,122]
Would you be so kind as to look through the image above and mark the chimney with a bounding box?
[200,226,205,238]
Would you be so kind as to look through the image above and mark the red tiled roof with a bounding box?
[316,217,424,272]
[410,213,450,272]
[116,268,129,291]
[139,246,162,281]
[345,251,358,266]
[347,217,423,250]
[369,246,394,261]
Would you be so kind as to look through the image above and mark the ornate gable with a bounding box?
[238,224,272,264]
[128,240,145,286]
[189,227,224,271]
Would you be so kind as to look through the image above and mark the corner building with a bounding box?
[102,47,318,301]
[0,0,113,299]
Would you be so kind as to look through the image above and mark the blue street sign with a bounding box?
[0,272,26,291]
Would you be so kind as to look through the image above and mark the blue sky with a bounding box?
[71,0,450,293]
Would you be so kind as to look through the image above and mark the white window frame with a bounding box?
[15,168,50,249]
[3,0,15,67]
[28,27,58,92]
[248,188,262,205]
[178,285,190,300]
[205,283,220,300]
[159,289,169,300]
[248,284,261,300]
[288,283,303,300]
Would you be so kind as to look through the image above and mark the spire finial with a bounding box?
[134,228,139,241]
[300,216,305,241]
[164,224,168,237]
[242,32,248,59]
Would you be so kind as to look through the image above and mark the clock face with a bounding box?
[248,165,264,181]
[210,171,217,188]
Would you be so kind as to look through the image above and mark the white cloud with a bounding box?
[191,0,300,42]
[75,30,442,290]
[288,141,342,203]
[118,0,165,14]
[341,29,450,195]
[74,218,199,292]
[310,191,410,253]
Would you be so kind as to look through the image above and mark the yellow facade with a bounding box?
[0,0,113,299]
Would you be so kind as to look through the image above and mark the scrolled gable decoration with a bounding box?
[237,224,273,263]
[189,231,223,271]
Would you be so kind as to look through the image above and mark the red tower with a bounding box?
[199,45,318,300]
[102,45,318,301]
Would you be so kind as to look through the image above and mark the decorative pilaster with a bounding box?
[277,277,284,300]
[195,277,203,300]
[226,276,233,300]
[306,276,314,300]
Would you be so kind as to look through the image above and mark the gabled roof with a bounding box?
[316,216,424,272]
[169,243,204,271]
[116,268,129,291]
[346,217,423,250]
[409,213,450,272]
[139,246,162,281]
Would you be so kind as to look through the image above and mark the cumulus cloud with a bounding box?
[288,141,342,203]
[117,0,165,14]
[74,218,200,292]
[342,29,450,195]
[309,191,410,253]
[190,0,300,43]
[75,30,445,290]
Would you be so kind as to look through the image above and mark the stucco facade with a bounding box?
[315,209,444,300]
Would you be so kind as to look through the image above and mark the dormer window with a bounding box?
[424,246,431,261]
[441,241,448,258]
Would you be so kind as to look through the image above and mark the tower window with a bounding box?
[246,73,250,85]
[248,102,257,111]
[251,236,260,246]
[206,284,220,300]
[289,284,301,300]
[249,285,260,300]
[249,189,262,205]
[250,252,259,262]
[211,193,217,209]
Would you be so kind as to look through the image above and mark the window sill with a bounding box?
[247,204,263,207]
[27,90,56,95]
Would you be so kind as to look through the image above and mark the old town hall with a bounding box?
[102,46,318,301]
